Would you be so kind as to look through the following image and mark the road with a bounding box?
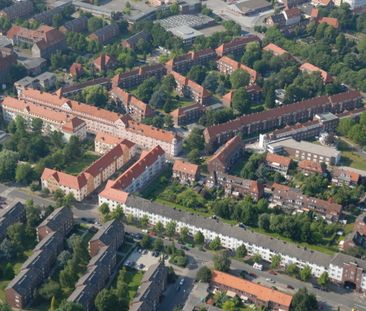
[1,184,366,310]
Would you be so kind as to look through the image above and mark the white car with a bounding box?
[179,278,185,286]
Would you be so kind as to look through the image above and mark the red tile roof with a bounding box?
[208,136,243,166]
[300,62,332,83]
[41,168,87,189]
[107,145,165,191]
[266,153,291,167]
[263,43,288,56]
[173,160,199,176]
[69,63,83,77]
[170,103,204,119]
[211,270,292,308]
[319,17,339,28]
[95,132,124,146]
[298,160,325,174]
[215,35,260,56]
[218,56,258,82]
[171,71,211,98]
[62,117,85,133]
[332,167,361,183]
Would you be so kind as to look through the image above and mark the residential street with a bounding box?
[1,183,366,310]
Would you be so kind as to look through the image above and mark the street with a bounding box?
[1,183,366,310]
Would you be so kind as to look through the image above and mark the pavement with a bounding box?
[1,183,366,310]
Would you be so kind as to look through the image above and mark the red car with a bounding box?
[268,270,277,275]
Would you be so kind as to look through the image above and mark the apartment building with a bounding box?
[207,136,244,175]
[37,206,73,241]
[298,159,325,175]
[211,270,292,311]
[265,112,339,142]
[68,246,117,311]
[0,0,33,21]
[0,201,26,240]
[89,23,120,44]
[122,30,151,49]
[265,153,292,176]
[6,208,73,309]
[41,140,136,201]
[300,62,332,83]
[130,262,168,311]
[17,89,182,156]
[94,54,117,72]
[6,232,63,309]
[217,56,258,84]
[271,184,342,221]
[1,97,87,141]
[100,146,165,196]
[343,213,366,250]
[211,172,264,201]
[170,103,204,126]
[88,219,124,257]
[171,71,211,105]
[31,2,72,25]
[268,138,341,165]
[98,193,366,291]
[59,77,111,97]
[331,167,361,187]
[263,43,290,57]
[59,16,88,33]
[165,48,216,73]
[95,132,130,155]
[204,91,361,151]
[172,159,199,184]
[0,48,17,83]
[215,35,260,57]
[7,25,66,59]
[112,64,166,89]
[110,87,155,122]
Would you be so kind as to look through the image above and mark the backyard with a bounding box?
[63,151,100,175]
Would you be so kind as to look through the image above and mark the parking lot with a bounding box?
[124,248,161,271]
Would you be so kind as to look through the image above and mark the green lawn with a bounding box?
[124,269,144,301]
[63,151,99,175]
[340,151,366,171]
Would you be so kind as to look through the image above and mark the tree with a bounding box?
[318,271,329,288]
[258,213,271,231]
[153,238,164,251]
[194,231,204,246]
[179,227,190,244]
[184,128,204,151]
[166,221,176,239]
[252,253,262,263]
[139,234,151,249]
[290,288,318,311]
[153,221,165,236]
[15,163,35,185]
[140,215,149,228]
[235,244,247,258]
[49,296,57,311]
[0,303,11,311]
[87,17,103,32]
[232,87,250,114]
[213,251,231,272]
[55,301,83,311]
[187,66,206,84]
[300,266,312,282]
[82,85,108,108]
[222,300,236,311]
[230,69,250,89]
[196,266,212,282]
[95,289,119,311]
[39,280,61,300]
[271,254,282,269]
[286,263,299,277]
[32,118,43,133]
[187,149,201,165]
[209,236,221,250]
[0,150,19,182]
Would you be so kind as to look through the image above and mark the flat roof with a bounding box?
[268,138,341,158]
[234,0,272,12]
[169,25,203,40]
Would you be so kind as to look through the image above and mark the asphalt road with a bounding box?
[1,184,366,310]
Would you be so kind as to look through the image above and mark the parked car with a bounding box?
[179,278,185,286]
[287,284,294,290]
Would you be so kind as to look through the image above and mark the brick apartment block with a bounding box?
[171,71,211,105]
[41,140,136,201]
[217,56,258,84]
[172,159,199,184]
[204,91,362,151]
[0,201,26,240]
[88,219,124,257]
[37,206,73,241]
[111,86,155,122]
[15,89,182,156]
